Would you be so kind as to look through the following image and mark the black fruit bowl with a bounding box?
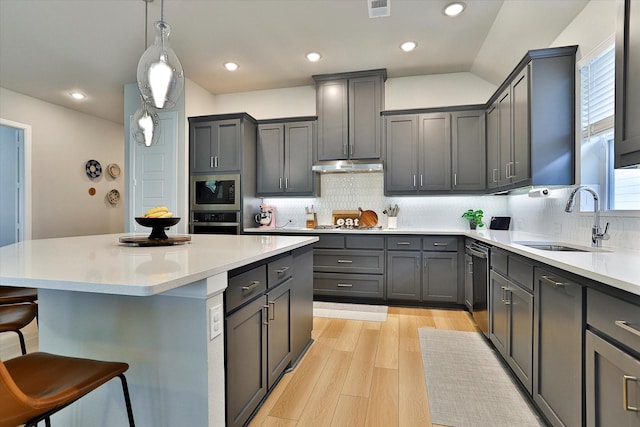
[135,217,181,240]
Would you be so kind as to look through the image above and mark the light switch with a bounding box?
[210,304,223,340]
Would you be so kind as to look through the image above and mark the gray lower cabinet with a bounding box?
[586,287,640,427]
[387,250,421,300]
[615,0,640,167]
[533,267,584,427]
[313,235,385,299]
[257,119,317,196]
[266,279,292,387]
[422,252,458,303]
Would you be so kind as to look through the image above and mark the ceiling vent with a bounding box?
[368,0,390,18]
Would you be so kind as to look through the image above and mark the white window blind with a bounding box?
[580,44,615,138]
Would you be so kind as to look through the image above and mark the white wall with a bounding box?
[0,88,125,239]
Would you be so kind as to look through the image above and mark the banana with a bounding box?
[158,211,173,218]
[146,210,170,218]
[144,206,169,217]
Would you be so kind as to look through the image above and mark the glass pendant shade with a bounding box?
[137,21,184,109]
[131,96,161,147]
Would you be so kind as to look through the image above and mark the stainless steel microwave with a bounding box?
[190,173,241,211]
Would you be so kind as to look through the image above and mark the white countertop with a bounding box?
[245,226,640,296]
[0,233,318,296]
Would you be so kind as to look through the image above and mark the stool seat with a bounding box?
[0,287,37,305]
[1,352,134,426]
[0,303,38,355]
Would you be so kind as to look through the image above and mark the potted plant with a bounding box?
[462,209,484,230]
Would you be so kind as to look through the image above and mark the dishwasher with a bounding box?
[465,239,490,337]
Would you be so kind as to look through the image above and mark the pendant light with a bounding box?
[136,0,184,109]
[131,0,161,147]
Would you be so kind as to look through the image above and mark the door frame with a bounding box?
[0,118,32,241]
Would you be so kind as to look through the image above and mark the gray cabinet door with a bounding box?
[191,119,241,173]
[452,110,486,191]
[290,246,313,366]
[510,67,530,186]
[497,89,512,188]
[257,124,285,194]
[225,296,268,427]
[615,0,640,168]
[349,75,383,159]
[284,121,314,194]
[490,270,509,356]
[586,330,640,427]
[506,281,533,394]
[486,103,500,190]
[421,252,458,302]
[534,269,583,427]
[266,279,292,388]
[317,79,349,160]
[385,115,418,194]
[387,251,421,301]
[418,113,451,191]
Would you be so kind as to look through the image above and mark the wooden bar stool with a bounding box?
[0,303,38,355]
[0,352,135,427]
[0,287,37,305]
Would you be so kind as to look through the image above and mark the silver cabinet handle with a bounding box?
[210,156,214,168]
[275,266,290,274]
[413,175,416,188]
[242,280,260,291]
[615,320,640,338]
[343,144,347,155]
[623,375,639,412]
[433,242,448,247]
[492,168,498,183]
[214,156,219,168]
[337,283,353,288]
[396,242,412,246]
[262,305,269,325]
[501,286,507,302]
[268,301,275,320]
[420,174,423,187]
[279,178,282,189]
[350,144,353,156]
[540,275,569,288]
[468,262,473,273]
[337,259,353,264]
[454,173,457,187]
[285,178,289,189]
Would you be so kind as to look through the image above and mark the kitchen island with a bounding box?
[0,233,317,427]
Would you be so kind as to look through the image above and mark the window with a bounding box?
[579,41,640,211]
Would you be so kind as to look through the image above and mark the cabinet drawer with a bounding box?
[508,255,534,293]
[346,235,385,249]
[314,235,345,249]
[491,248,508,276]
[587,288,640,352]
[422,236,458,251]
[387,236,421,251]
[314,250,384,274]
[227,265,267,313]
[267,254,293,289]
[314,273,384,298]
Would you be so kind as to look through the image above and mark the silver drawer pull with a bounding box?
[337,283,353,288]
[623,375,639,412]
[396,242,412,246]
[433,242,448,246]
[337,259,353,264]
[540,275,569,288]
[242,280,260,291]
[275,266,290,274]
[615,320,640,338]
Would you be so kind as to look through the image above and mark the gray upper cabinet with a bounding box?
[419,113,451,191]
[190,118,242,173]
[452,110,486,192]
[384,114,418,193]
[257,119,317,196]
[314,69,386,161]
[615,0,640,167]
[486,46,577,192]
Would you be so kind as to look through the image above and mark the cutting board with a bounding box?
[358,208,378,226]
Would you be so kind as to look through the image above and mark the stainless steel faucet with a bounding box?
[564,185,609,247]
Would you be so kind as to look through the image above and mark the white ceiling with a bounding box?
[0,0,589,124]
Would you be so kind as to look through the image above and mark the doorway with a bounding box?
[0,120,31,245]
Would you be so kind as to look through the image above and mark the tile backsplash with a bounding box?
[262,174,640,251]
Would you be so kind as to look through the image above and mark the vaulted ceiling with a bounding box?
[0,0,589,124]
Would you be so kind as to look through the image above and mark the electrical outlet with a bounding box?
[210,304,222,340]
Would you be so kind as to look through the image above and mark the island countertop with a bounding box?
[0,233,318,296]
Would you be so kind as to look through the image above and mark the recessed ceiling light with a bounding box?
[70,91,86,100]
[443,2,465,17]
[306,52,322,62]
[400,41,417,52]
[224,62,239,71]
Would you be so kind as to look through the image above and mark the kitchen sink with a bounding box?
[512,241,610,253]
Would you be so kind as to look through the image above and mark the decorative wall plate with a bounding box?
[85,160,102,178]
[107,189,120,205]
[107,163,121,178]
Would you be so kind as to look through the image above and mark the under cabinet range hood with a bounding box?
[311,160,384,173]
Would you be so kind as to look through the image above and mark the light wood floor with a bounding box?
[249,306,480,427]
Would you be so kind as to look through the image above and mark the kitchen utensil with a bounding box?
[358,207,378,226]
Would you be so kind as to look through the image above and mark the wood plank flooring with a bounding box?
[249,307,479,427]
